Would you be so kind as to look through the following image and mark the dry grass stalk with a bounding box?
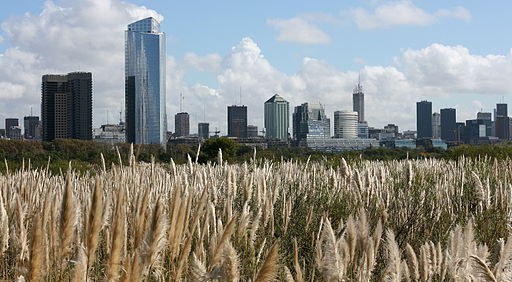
[28,218,44,282]
[254,242,279,282]
[86,177,103,270]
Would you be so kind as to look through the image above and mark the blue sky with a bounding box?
[0,0,511,132]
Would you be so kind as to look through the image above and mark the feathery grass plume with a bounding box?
[218,149,223,166]
[470,255,497,282]
[107,188,126,281]
[191,253,210,281]
[175,236,192,280]
[293,238,304,282]
[254,242,279,282]
[16,196,28,262]
[86,177,103,270]
[405,243,419,281]
[284,266,295,282]
[144,198,168,274]
[221,240,240,282]
[60,172,77,269]
[494,235,512,281]
[211,216,237,267]
[316,218,343,281]
[72,245,87,282]
[0,193,9,255]
[384,230,402,282]
[28,218,44,282]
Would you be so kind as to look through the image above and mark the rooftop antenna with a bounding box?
[30,106,33,116]
[180,92,184,112]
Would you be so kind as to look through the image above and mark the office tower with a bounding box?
[0,129,5,138]
[495,103,509,140]
[384,124,399,137]
[23,116,39,139]
[125,17,167,145]
[477,112,492,121]
[5,118,18,139]
[41,72,92,142]
[440,108,456,142]
[292,103,330,143]
[334,111,358,138]
[247,125,258,138]
[198,123,209,140]
[416,101,432,139]
[464,119,492,144]
[227,105,247,138]
[353,81,364,123]
[174,112,190,137]
[264,94,289,140]
[432,112,441,139]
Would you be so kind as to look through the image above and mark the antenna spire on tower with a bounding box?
[180,92,184,112]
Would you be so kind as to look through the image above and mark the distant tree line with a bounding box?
[1,138,512,174]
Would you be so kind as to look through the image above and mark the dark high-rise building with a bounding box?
[174,112,190,137]
[23,116,40,140]
[416,101,432,139]
[495,103,509,140]
[247,125,258,138]
[353,82,364,123]
[41,72,92,142]
[227,105,247,138]
[198,123,209,140]
[5,118,19,139]
[440,108,456,142]
[477,112,492,121]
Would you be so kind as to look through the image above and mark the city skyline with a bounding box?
[0,0,512,134]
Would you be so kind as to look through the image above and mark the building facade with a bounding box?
[227,105,247,138]
[264,94,289,140]
[432,112,441,139]
[174,112,190,137]
[247,125,258,138]
[41,72,92,142]
[416,101,432,139]
[5,118,19,139]
[198,123,209,140]
[440,108,456,142]
[353,82,364,123]
[125,17,167,145]
[23,116,40,140]
[334,111,358,138]
[293,103,330,143]
[495,103,509,140]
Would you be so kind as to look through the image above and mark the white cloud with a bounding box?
[0,82,25,99]
[267,18,331,44]
[0,35,3,43]
[349,1,471,29]
[183,53,222,72]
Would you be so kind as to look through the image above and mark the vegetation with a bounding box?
[1,143,512,280]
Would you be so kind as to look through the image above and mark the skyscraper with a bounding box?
[416,101,432,139]
[125,17,167,145]
[41,72,92,142]
[353,81,364,123]
[334,111,358,138]
[5,118,19,139]
[264,94,289,140]
[174,112,190,137]
[440,108,456,142]
[198,123,209,140]
[23,116,39,140]
[293,103,330,143]
[495,103,509,140]
[432,112,441,139]
[247,125,258,138]
[227,105,247,138]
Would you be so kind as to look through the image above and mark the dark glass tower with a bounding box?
[440,108,456,142]
[23,116,39,139]
[352,82,364,123]
[227,105,247,138]
[495,103,509,140]
[416,101,432,139]
[41,72,92,142]
[198,123,209,140]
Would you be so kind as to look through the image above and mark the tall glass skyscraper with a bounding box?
[293,103,330,143]
[125,17,167,145]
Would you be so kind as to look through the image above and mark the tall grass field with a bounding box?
[0,149,511,281]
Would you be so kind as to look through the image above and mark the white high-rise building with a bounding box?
[432,112,441,139]
[334,111,358,138]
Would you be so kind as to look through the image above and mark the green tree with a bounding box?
[200,138,238,163]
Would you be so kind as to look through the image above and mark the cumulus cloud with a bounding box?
[267,17,331,44]
[183,53,222,72]
[349,1,471,29]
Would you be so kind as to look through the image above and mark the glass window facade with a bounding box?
[125,17,167,145]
